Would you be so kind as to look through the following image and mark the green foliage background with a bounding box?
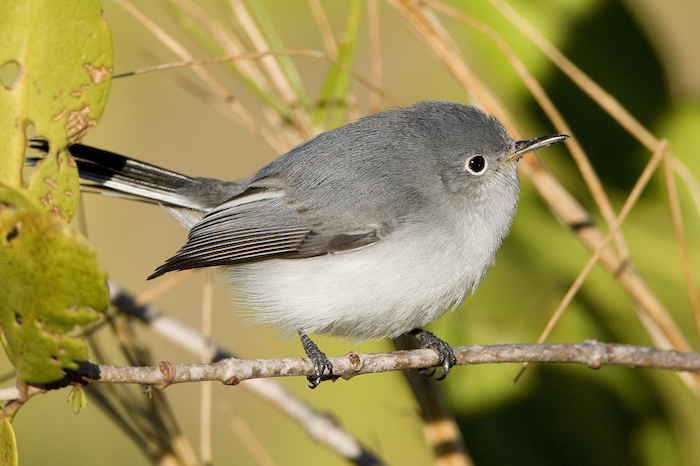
[3,0,700,465]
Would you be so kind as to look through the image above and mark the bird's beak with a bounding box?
[504,134,569,163]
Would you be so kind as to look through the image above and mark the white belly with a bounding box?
[225,221,497,341]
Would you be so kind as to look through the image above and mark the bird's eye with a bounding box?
[465,155,487,175]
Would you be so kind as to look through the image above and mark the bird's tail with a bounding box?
[29,141,220,211]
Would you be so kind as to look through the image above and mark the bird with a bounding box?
[31,100,568,387]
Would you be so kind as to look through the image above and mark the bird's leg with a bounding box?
[298,330,333,388]
[409,328,457,380]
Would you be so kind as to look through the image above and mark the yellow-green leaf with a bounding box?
[0,0,113,217]
[0,416,18,466]
[0,210,108,384]
[68,385,89,414]
[25,148,80,221]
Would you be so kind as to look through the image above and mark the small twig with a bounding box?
[114,49,403,108]
[0,382,46,420]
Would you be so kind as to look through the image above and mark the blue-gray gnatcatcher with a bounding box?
[34,100,568,387]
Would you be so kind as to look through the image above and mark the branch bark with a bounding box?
[87,341,700,387]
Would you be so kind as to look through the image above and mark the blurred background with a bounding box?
[7,0,700,464]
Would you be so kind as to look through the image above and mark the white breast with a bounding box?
[224,211,504,341]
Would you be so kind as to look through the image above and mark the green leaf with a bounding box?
[68,385,89,414]
[245,0,310,109]
[0,185,40,214]
[0,0,113,195]
[313,0,361,127]
[25,148,80,222]
[0,417,18,466]
[0,0,112,385]
[0,210,108,384]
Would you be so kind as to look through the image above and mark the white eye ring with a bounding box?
[465,155,487,175]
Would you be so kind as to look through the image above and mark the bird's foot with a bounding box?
[409,328,456,380]
[298,330,333,388]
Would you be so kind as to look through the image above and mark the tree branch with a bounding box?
[107,281,384,466]
[88,341,700,387]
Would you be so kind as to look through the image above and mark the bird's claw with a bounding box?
[306,354,333,389]
[409,328,457,380]
[299,330,333,389]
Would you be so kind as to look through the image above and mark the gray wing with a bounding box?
[148,186,383,279]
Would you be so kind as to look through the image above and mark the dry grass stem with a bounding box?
[387,0,503,112]
[217,396,278,466]
[673,158,700,220]
[119,49,403,108]
[308,0,339,56]
[422,0,629,258]
[367,0,383,113]
[200,272,214,464]
[169,0,274,94]
[229,0,315,139]
[488,0,659,150]
[537,140,667,343]
[135,269,196,307]
[392,1,696,391]
[520,148,697,387]
[114,0,283,151]
[663,148,700,338]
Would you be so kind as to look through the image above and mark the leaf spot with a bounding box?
[83,63,111,85]
[44,177,59,190]
[52,108,68,122]
[40,192,54,206]
[0,60,21,89]
[66,106,97,143]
